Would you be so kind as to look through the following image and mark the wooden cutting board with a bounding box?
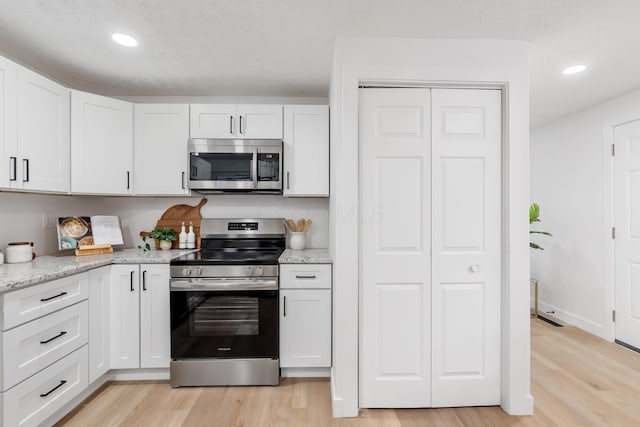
[140,198,207,249]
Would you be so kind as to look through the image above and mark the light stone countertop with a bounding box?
[0,248,196,294]
[278,248,332,264]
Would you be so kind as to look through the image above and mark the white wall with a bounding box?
[0,192,328,255]
[329,37,531,417]
[530,88,640,340]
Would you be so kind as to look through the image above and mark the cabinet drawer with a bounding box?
[2,301,89,391]
[2,273,89,330]
[2,345,88,427]
[280,264,331,289]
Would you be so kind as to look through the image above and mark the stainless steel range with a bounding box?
[169,218,284,387]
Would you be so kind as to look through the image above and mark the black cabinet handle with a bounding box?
[130,271,135,292]
[40,291,67,302]
[230,116,234,134]
[23,158,29,182]
[40,331,67,344]
[181,171,186,189]
[142,270,147,291]
[239,115,244,134]
[126,171,130,190]
[9,157,16,181]
[286,171,290,190]
[283,296,287,317]
[295,275,317,279]
[40,380,67,398]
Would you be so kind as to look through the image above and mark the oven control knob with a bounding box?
[254,266,264,276]
[182,268,192,276]
[246,266,254,276]
[194,268,203,276]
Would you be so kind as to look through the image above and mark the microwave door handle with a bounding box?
[252,149,258,189]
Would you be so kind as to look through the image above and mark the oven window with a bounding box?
[189,295,259,336]
[190,153,253,181]
[257,153,279,182]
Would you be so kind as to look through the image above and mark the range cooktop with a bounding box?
[170,248,284,266]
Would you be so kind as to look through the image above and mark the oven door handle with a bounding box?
[170,279,278,291]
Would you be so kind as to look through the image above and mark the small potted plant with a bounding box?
[142,227,177,251]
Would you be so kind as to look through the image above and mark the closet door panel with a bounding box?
[431,89,501,407]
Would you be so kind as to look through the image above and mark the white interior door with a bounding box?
[359,88,432,407]
[431,89,501,406]
[614,119,640,351]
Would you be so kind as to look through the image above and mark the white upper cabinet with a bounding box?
[283,105,329,197]
[190,104,236,138]
[190,104,282,139]
[0,56,17,190]
[134,104,189,195]
[16,65,70,193]
[71,90,133,195]
[236,104,283,139]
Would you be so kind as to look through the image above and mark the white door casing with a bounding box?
[359,88,432,407]
[430,88,502,406]
[614,119,640,350]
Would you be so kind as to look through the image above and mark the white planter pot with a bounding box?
[159,240,172,250]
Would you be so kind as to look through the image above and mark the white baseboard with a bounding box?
[281,367,330,378]
[330,367,359,418]
[501,393,534,415]
[535,299,608,340]
[109,368,170,381]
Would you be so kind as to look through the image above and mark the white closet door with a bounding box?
[359,88,432,407]
[614,119,640,351]
[431,89,501,406]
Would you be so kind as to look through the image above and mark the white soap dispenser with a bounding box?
[179,222,188,249]
[187,221,196,249]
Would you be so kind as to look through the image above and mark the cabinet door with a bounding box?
[17,65,70,193]
[88,266,110,383]
[283,105,329,196]
[134,104,189,195]
[0,55,17,189]
[139,264,170,368]
[280,289,331,368]
[237,104,283,139]
[71,90,133,194]
[109,265,140,369]
[190,104,236,138]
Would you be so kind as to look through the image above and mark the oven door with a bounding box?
[170,279,278,359]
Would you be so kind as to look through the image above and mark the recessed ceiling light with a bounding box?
[562,65,586,75]
[112,33,138,47]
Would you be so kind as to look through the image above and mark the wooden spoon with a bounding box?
[304,219,313,232]
[282,220,293,232]
[297,219,305,233]
[286,219,297,232]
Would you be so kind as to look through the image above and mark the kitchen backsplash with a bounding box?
[0,192,329,255]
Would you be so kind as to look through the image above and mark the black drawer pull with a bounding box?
[40,380,67,398]
[295,275,317,279]
[40,292,67,302]
[284,296,287,317]
[40,331,67,344]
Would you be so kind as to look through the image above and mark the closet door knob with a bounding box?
[470,265,480,273]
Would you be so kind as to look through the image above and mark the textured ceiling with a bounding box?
[0,0,638,127]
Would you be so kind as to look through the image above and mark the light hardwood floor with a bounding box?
[57,319,640,426]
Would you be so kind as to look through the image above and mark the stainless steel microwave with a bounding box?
[188,139,282,193]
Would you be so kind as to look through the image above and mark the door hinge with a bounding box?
[612,227,616,239]
[612,310,616,322]
[611,144,615,156]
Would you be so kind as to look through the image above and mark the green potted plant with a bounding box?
[139,227,177,251]
[530,203,552,250]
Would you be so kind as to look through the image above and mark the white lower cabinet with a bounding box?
[88,266,110,383]
[110,264,170,369]
[279,264,332,369]
[2,301,88,391]
[2,346,88,427]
